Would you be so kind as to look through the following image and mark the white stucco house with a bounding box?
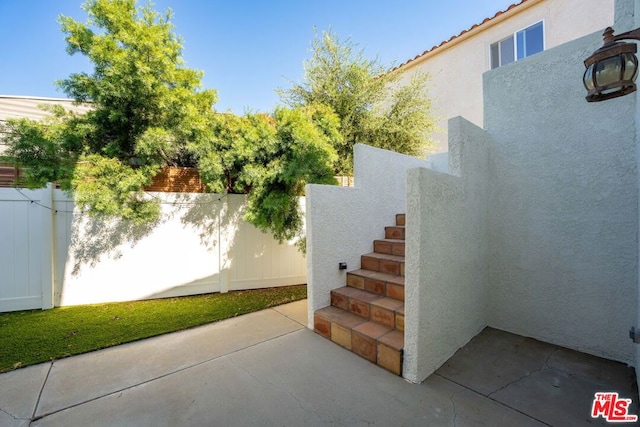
[395,0,615,152]
[307,0,640,387]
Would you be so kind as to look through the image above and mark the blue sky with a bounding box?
[0,0,518,114]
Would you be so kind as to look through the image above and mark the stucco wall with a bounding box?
[306,0,638,384]
[626,0,640,381]
[404,117,490,383]
[398,0,614,153]
[306,144,430,328]
[484,29,638,364]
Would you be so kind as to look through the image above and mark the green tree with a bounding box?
[188,112,276,195]
[189,105,340,250]
[2,0,341,250]
[4,0,216,224]
[280,29,437,175]
[244,104,340,249]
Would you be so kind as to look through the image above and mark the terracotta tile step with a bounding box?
[346,269,405,301]
[361,252,405,277]
[313,307,404,376]
[396,214,405,226]
[331,287,404,328]
[370,297,404,328]
[373,238,405,256]
[313,306,348,339]
[385,225,405,240]
[376,329,404,375]
[313,307,404,375]
[331,286,381,318]
[395,305,405,332]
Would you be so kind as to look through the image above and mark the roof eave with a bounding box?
[393,0,544,72]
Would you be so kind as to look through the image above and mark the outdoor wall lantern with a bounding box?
[584,27,640,102]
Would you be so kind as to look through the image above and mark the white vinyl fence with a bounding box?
[0,186,306,312]
[0,186,54,312]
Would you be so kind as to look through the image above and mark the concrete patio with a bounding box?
[0,299,637,426]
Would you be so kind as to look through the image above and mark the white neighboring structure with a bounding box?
[394,0,615,152]
[0,95,92,155]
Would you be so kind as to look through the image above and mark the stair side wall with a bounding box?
[404,117,491,383]
[306,144,430,329]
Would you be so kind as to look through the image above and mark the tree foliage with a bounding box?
[189,113,275,195]
[189,106,340,249]
[2,105,85,189]
[4,0,216,224]
[280,29,437,174]
[243,105,339,248]
[2,0,343,249]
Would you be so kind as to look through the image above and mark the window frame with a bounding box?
[491,20,545,69]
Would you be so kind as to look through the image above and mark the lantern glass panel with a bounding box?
[595,55,623,87]
[623,52,639,81]
[583,64,595,91]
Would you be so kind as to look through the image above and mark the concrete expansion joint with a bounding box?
[269,307,306,327]
[31,351,247,423]
[433,369,550,426]
[30,329,306,424]
[31,362,54,421]
[435,345,562,427]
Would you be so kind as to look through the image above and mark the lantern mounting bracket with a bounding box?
[603,26,640,45]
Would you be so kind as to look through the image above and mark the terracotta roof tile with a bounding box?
[391,0,530,72]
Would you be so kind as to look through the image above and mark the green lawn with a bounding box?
[0,285,306,373]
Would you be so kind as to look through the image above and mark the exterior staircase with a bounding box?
[313,214,405,375]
